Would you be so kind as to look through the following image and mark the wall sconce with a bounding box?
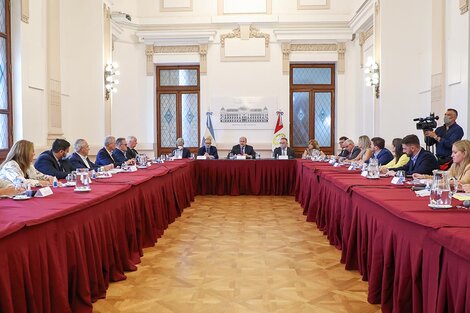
[105,62,120,100]
[364,57,380,98]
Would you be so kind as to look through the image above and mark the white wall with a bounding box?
[445,0,469,135]
[379,0,432,144]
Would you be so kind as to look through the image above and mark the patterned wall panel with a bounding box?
[160,69,198,86]
[293,68,331,85]
[0,38,7,110]
[292,92,310,147]
[160,94,177,148]
[181,93,199,147]
[0,113,7,149]
[314,92,332,147]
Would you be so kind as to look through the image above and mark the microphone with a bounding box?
[463,200,470,208]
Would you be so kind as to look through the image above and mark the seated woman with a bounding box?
[353,135,373,163]
[413,140,470,185]
[0,140,53,187]
[302,139,325,159]
[380,138,410,173]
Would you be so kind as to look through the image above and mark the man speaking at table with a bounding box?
[273,137,295,159]
[34,139,73,179]
[229,136,256,159]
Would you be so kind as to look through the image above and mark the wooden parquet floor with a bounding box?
[93,196,381,313]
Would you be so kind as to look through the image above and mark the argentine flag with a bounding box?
[201,112,216,146]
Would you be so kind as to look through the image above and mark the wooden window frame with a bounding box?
[0,0,12,160]
[156,65,200,155]
[289,64,336,156]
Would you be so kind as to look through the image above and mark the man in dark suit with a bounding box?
[172,138,191,158]
[96,136,120,167]
[387,134,438,175]
[273,137,295,159]
[126,136,139,159]
[228,136,256,159]
[369,137,394,165]
[197,137,219,159]
[337,136,349,157]
[112,137,135,165]
[343,139,361,160]
[68,139,114,171]
[34,139,73,179]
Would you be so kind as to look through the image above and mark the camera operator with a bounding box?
[424,109,464,167]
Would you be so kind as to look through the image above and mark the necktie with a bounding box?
[242,146,245,155]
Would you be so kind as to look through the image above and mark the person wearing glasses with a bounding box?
[112,137,135,165]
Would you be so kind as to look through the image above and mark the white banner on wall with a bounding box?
[211,96,278,130]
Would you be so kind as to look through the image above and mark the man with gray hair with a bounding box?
[112,137,135,165]
[343,139,361,160]
[126,136,139,159]
[228,136,256,159]
[96,135,120,167]
[68,139,114,171]
[172,138,191,158]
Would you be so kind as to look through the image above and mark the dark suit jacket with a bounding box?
[346,146,361,160]
[127,148,138,160]
[273,147,295,159]
[112,149,130,165]
[68,152,100,171]
[96,147,120,167]
[172,147,191,158]
[338,149,348,157]
[197,146,219,159]
[229,145,256,159]
[390,149,438,175]
[369,148,394,166]
[34,150,72,179]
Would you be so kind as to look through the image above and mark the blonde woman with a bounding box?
[302,139,325,159]
[0,140,52,187]
[353,135,373,163]
[380,138,410,173]
[413,140,470,185]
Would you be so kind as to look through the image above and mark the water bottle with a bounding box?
[52,177,58,188]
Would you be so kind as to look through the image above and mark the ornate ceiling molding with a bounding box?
[146,45,208,76]
[21,0,29,23]
[359,27,373,46]
[460,0,469,14]
[281,43,345,74]
[220,25,270,62]
[136,30,216,46]
[291,43,337,51]
[154,45,199,53]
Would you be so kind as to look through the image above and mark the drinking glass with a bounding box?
[228,152,233,160]
[75,168,89,190]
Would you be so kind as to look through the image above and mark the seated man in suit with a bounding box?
[369,137,394,165]
[112,137,136,165]
[337,136,349,157]
[34,138,73,179]
[228,136,256,159]
[387,134,438,176]
[68,139,114,171]
[172,138,191,159]
[273,137,295,159]
[96,136,120,167]
[342,139,361,160]
[126,136,139,159]
[197,137,219,159]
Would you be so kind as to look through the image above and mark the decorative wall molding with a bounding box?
[220,25,269,48]
[136,30,216,46]
[460,0,469,14]
[218,0,272,15]
[297,0,330,10]
[160,0,193,12]
[147,45,207,75]
[21,0,29,23]
[281,43,345,74]
[220,25,270,62]
[359,26,373,67]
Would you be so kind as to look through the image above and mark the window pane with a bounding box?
[293,68,331,85]
[160,94,177,148]
[0,113,8,149]
[0,37,7,110]
[160,69,198,86]
[0,0,5,33]
[292,92,310,147]
[181,93,199,147]
[314,92,332,147]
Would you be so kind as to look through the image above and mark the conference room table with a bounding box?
[0,160,195,313]
[194,159,297,195]
[295,160,470,313]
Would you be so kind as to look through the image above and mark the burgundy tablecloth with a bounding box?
[0,161,195,313]
[194,159,296,195]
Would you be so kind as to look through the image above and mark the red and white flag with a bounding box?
[272,111,287,151]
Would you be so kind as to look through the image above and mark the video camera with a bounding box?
[413,113,439,131]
